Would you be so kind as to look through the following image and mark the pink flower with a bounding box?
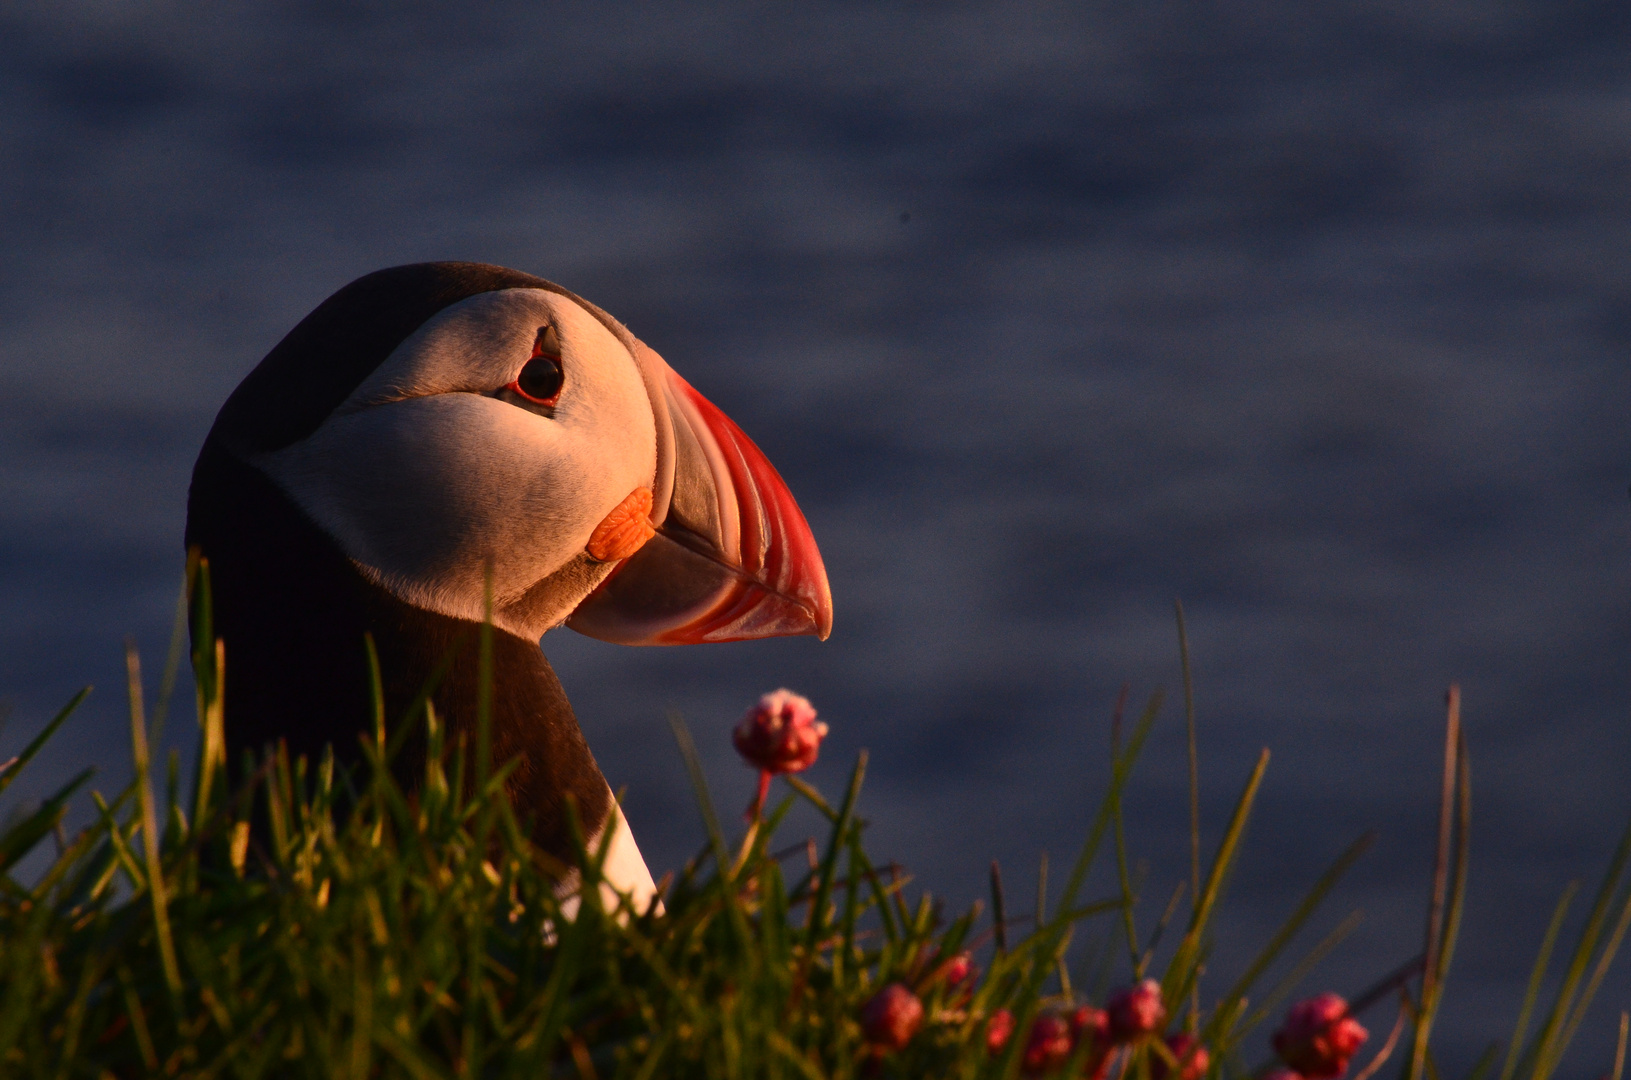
[1107,979,1167,1043]
[1152,1032,1210,1080]
[916,947,975,994]
[1266,1070,1306,1080]
[939,950,975,988]
[733,689,827,774]
[1072,1005,1115,1079]
[1070,1004,1111,1048]
[861,983,923,1051]
[1273,994,1369,1079]
[734,690,826,818]
[1022,1013,1075,1074]
[987,1009,1017,1055]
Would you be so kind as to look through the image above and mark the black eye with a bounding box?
[514,355,564,404]
[503,325,565,407]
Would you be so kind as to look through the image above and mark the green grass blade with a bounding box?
[1036,849,1048,935]
[1103,684,1140,977]
[1176,600,1201,926]
[0,768,93,874]
[1057,690,1162,917]
[1207,831,1374,1046]
[1555,882,1631,1061]
[1163,748,1270,1005]
[853,845,901,945]
[150,567,192,756]
[1437,736,1472,991]
[1240,910,1366,1034]
[1139,880,1187,977]
[783,774,836,822]
[990,859,1008,954]
[1464,1041,1501,1080]
[1521,810,1631,1080]
[1113,778,1140,976]
[804,750,867,956]
[1612,1012,1629,1080]
[0,687,90,800]
[1500,883,1577,1080]
[127,642,183,1000]
[990,695,1162,1080]
[667,711,730,879]
[192,638,227,830]
[1411,686,1463,1080]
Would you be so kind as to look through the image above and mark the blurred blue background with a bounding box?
[2,2,1629,1070]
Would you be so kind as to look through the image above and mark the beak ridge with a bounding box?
[566,345,832,645]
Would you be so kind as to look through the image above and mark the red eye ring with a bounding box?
[506,375,561,406]
[508,351,564,406]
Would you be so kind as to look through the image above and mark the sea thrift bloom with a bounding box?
[733,689,826,772]
[733,689,827,816]
[1022,1013,1074,1074]
[1107,979,1167,1042]
[1071,1004,1110,1047]
[987,1009,1016,1055]
[1073,1005,1115,1080]
[861,983,923,1051]
[939,950,975,988]
[1152,1032,1210,1080]
[1273,994,1369,1079]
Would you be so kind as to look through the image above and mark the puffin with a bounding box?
[185,261,833,913]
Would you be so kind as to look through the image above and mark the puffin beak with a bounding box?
[565,347,833,646]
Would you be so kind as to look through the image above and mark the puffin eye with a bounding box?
[504,326,564,407]
[514,355,564,403]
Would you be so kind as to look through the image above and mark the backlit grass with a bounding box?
[0,573,1627,1078]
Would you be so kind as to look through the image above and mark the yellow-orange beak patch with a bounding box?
[586,487,656,563]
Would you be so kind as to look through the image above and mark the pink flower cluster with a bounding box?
[732,689,827,775]
[859,954,977,1054]
[1107,979,1167,1042]
[733,689,828,819]
[936,951,975,988]
[1157,1033,1211,1080]
[1271,994,1370,1080]
[982,980,1208,1077]
[860,983,924,1051]
[757,700,1361,1080]
[860,971,1372,1078]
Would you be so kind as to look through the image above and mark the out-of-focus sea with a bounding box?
[2,3,1628,1069]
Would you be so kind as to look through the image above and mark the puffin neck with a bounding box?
[184,437,611,861]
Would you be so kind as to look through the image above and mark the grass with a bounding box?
[1,570,1629,1078]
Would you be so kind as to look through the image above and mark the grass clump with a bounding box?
[0,577,1629,1078]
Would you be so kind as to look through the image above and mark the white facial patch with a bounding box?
[254,289,658,638]
[564,799,663,919]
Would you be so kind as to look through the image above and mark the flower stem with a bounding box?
[746,769,772,821]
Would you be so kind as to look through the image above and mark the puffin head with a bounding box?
[213,261,832,649]
[188,262,831,904]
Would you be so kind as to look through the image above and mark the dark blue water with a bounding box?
[3,4,1629,1071]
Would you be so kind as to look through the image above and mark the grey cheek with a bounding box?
[254,398,601,619]
[307,408,493,580]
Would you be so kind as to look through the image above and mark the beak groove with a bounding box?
[565,347,833,646]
